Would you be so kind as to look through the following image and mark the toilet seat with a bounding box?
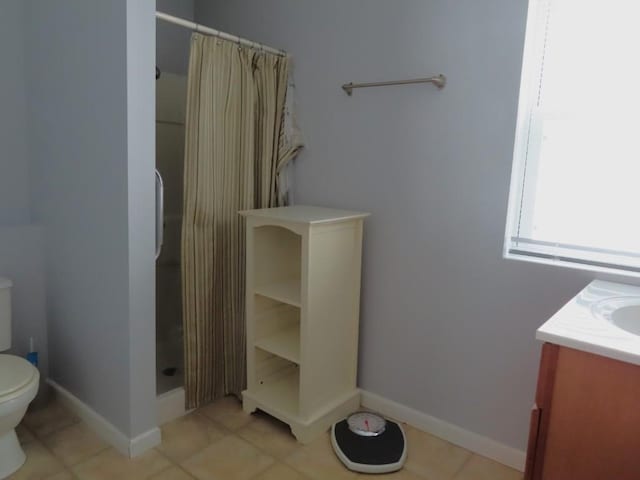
[0,355,38,401]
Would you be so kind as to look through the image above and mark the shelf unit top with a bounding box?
[239,205,369,225]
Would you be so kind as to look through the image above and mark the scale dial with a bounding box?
[347,412,387,437]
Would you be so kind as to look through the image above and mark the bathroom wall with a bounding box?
[195,0,594,451]
[126,0,158,438]
[156,0,195,75]
[26,0,157,439]
[0,0,30,226]
[0,0,48,400]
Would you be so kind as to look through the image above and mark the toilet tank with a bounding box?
[0,278,12,351]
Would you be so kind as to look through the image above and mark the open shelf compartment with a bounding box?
[252,349,299,418]
[253,296,300,364]
[255,324,300,364]
[254,281,301,307]
[253,225,301,306]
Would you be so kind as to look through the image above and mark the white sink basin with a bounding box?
[592,297,640,336]
[538,281,640,367]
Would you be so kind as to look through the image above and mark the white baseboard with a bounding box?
[157,387,192,425]
[129,427,162,458]
[360,390,526,472]
[47,379,161,458]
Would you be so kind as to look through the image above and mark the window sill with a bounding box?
[503,250,640,279]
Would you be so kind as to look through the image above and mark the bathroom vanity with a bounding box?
[525,281,640,480]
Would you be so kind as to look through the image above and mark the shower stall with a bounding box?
[153,8,297,412]
[155,72,187,395]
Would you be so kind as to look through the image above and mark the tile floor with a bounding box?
[10,396,524,480]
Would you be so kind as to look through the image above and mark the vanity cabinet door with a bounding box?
[524,343,559,480]
[526,344,640,480]
[524,405,541,477]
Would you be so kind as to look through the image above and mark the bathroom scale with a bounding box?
[331,411,407,474]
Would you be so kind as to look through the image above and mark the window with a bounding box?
[504,0,640,275]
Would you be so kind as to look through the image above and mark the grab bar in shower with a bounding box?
[155,169,164,260]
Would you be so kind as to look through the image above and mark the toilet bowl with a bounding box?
[0,277,40,478]
[0,354,39,479]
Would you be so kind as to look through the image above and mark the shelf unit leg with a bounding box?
[242,396,258,415]
[291,426,315,445]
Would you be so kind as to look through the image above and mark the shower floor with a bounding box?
[157,334,184,394]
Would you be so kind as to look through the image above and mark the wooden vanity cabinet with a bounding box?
[525,343,640,480]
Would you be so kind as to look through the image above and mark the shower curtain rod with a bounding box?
[156,11,288,57]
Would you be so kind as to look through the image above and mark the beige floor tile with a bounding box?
[403,425,471,480]
[157,412,228,463]
[198,396,253,431]
[181,435,274,480]
[72,448,170,480]
[355,467,429,479]
[452,455,523,480]
[23,402,79,438]
[252,462,309,480]
[7,440,65,480]
[44,470,75,480]
[42,423,109,466]
[237,412,300,459]
[284,433,358,480]
[16,423,36,444]
[150,466,195,480]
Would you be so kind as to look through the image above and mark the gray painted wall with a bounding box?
[0,0,48,401]
[156,0,194,75]
[26,0,156,437]
[126,0,158,437]
[0,0,30,225]
[194,0,601,450]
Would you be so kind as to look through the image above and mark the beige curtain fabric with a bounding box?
[182,33,290,408]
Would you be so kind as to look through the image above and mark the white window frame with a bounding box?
[503,0,640,277]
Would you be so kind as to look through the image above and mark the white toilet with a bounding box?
[0,278,39,479]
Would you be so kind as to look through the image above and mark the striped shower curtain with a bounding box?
[181,33,290,408]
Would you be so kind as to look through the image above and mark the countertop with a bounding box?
[537,280,640,366]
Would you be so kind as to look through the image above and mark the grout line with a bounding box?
[151,445,177,465]
[31,419,82,441]
[450,451,475,480]
[32,432,70,479]
[46,435,110,475]
[175,463,198,479]
[152,445,197,479]
[32,405,114,474]
[59,467,80,480]
[193,410,236,437]
[153,417,277,480]
[147,462,179,479]
[31,398,517,480]
[67,446,110,471]
[17,422,37,444]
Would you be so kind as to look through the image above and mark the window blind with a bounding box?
[504,0,640,275]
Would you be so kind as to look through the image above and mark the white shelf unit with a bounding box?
[255,323,300,364]
[241,206,369,444]
[254,280,301,308]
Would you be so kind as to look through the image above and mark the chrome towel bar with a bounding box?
[342,74,446,96]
